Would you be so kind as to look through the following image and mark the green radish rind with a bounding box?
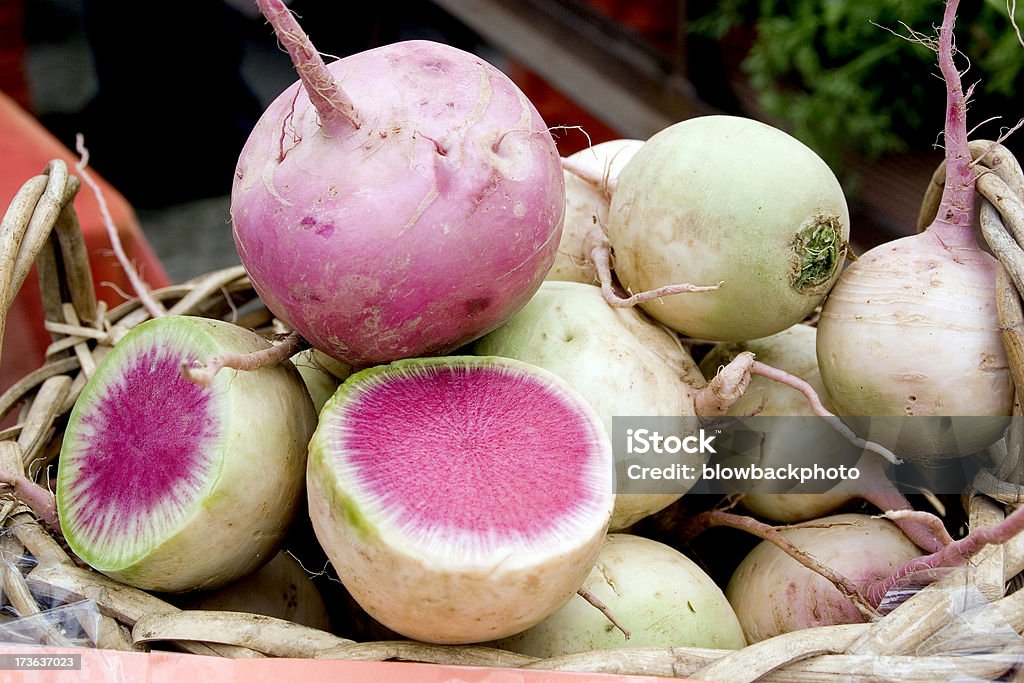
[57,316,317,592]
[307,355,615,644]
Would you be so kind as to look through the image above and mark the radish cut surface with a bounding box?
[57,316,316,592]
[307,355,614,643]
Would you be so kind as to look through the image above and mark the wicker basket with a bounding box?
[1,150,1023,682]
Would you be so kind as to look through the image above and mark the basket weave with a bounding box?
[1,150,1024,681]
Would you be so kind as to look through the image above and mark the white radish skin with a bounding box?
[290,348,347,414]
[726,513,922,644]
[491,534,746,657]
[548,139,644,284]
[607,115,849,341]
[475,281,753,530]
[816,234,1012,457]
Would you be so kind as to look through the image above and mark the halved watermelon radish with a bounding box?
[56,316,317,592]
[307,355,614,644]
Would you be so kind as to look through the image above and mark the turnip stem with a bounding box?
[695,351,754,416]
[869,493,953,553]
[592,244,723,308]
[750,361,902,465]
[925,0,975,245]
[182,331,308,387]
[867,503,1024,607]
[257,0,361,135]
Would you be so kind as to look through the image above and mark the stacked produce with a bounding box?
[1,0,1024,677]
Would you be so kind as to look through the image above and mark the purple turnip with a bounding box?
[305,355,614,644]
[231,1,565,368]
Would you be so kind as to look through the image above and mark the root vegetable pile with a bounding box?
[15,0,1024,662]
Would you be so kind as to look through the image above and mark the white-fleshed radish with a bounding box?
[815,0,1013,459]
[56,316,316,592]
[229,0,565,369]
[306,355,614,644]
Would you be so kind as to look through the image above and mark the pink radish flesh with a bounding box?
[66,348,218,543]
[337,364,601,539]
[57,316,316,592]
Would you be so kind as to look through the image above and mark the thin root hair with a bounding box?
[1010,0,1023,48]
[547,125,593,147]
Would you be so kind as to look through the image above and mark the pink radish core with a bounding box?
[60,348,219,559]
[334,362,608,545]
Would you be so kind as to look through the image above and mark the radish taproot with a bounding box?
[306,355,614,643]
[548,139,643,285]
[474,281,756,530]
[604,115,849,341]
[491,533,746,657]
[815,0,1012,459]
[56,316,316,592]
[230,0,565,368]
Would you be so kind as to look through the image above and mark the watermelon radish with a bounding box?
[56,316,317,592]
[306,355,614,644]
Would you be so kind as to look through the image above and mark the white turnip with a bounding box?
[699,324,948,552]
[548,139,643,285]
[815,0,1013,459]
[491,533,746,656]
[231,1,565,368]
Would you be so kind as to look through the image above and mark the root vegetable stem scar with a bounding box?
[577,587,630,639]
[182,331,309,387]
[695,352,754,416]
